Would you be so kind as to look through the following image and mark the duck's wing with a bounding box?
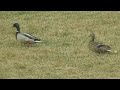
[22,33,41,41]
[96,44,111,51]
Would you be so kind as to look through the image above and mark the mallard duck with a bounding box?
[88,32,117,54]
[13,23,42,46]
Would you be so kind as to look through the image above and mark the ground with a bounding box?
[0,11,120,79]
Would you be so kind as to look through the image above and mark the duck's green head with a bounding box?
[13,23,20,32]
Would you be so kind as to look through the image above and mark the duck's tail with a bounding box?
[34,38,42,43]
[107,50,118,54]
[34,40,42,43]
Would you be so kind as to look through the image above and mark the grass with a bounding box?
[0,11,120,79]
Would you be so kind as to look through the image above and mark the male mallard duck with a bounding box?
[88,32,117,54]
[13,23,42,46]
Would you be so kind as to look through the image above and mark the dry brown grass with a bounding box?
[0,11,120,79]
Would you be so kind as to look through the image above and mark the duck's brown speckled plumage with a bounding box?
[89,33,111,54]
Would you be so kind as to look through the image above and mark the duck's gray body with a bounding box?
[17,33,41,44]
[89,32,111,53]
[13,23,42,44]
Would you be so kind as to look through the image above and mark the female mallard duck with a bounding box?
[88,32,117,54]
[13,23,42,46]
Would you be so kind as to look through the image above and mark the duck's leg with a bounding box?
[26,41,32,47]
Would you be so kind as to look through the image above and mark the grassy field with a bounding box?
[0,11,120,79]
